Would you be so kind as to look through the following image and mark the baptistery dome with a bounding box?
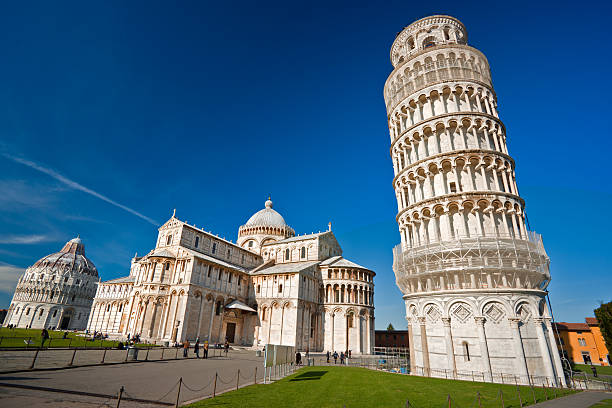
[3,237,99,330]
[237,198,295,254]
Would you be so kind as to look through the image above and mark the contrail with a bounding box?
[3,153,159,226]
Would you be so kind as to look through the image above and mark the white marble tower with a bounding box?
[385,15,565,386]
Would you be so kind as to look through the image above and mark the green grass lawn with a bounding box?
[187,366,577,408]
[0,327,152,349]
[573,363,612,376]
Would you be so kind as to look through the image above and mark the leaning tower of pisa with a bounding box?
[385,16,565,386]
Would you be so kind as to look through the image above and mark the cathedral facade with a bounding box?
[87,199,375,353]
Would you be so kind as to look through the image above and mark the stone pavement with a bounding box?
[0,349,267,407]
[531,391,611,407]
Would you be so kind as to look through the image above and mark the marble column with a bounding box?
[407,318,416,373]
[442,317,456,377]
[534,318,556,384]
[475,317,492,381]
[419,317,431,376]
[508,318,530,383]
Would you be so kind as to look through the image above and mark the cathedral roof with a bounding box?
[30,236,98,277]
[244,198,289,228]
[271,231,331,244]
[320,256,372,272]
[251,260,320,275]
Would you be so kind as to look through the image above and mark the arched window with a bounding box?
[107,304,111,312]
[278,284,283,293]
[215,301,222,315]
[285,248,290,261]
[257,285,261,293]
[166,235,172,245]
[261,308,267,321]
[194,236,199,248]
[347,314,353,328]
[248,241,254,248]
[212,243,217,254]
[463,341,470,361]
[53,310,57,317]
[119,304,123,312]
[301,247,306,259]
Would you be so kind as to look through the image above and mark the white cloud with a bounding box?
[3,153,159,226]
[0,263,24,293]
[0,235,49,244]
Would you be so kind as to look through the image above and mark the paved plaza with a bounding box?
[0,349,266,407]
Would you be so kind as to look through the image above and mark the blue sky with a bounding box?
[0,0,610,329]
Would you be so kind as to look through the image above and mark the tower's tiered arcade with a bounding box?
[385,15,565,385]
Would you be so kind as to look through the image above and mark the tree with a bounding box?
[594,301,612,356]
[387,323,395,331]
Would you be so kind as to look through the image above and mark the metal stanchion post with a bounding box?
[255,367,257,384]
[530,384,536,404]
[175,377,182,408]
[175,348,178,359]
[447,394,451,408]
[29,349,40,369]
[125,348,129,362]
[237,369,240,390]
[477,391,482,408]
[161,348,165,360]
[213,372,217,397]
[69,349,77,366]
[145,348,150,361]
[101,348,107,364]
[516,384,523,408]
[499,389,505,408]
[116,386,124,408]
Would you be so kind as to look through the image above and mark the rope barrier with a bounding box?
[181,375,216,393]
[216,373,235,385]
[150,379,180,403]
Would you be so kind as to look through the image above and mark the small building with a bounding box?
[375,330,409,348]
[553,317,610,366]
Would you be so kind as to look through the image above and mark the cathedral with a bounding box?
[87,198,375,353]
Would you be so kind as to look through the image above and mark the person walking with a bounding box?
[40,328,49,347]
[333,351,338,364]
[183,340,190,358]
[224,340,229,356]
[296,351,302,366]
[326,351,330,363]
[203,341,209,359]
[194,338,200,358]
[340,352,345,365]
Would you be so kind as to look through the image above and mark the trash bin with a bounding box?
[127,346,139,360]
[163,341,169,347]
[255,350,262,357]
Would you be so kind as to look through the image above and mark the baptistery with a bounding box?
[4,237,99,330]
[385,15,565,386]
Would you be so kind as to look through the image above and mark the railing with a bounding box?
[394,233,549,275]
[0,345,235,373]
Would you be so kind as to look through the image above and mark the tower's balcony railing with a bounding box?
[392,232,550,294]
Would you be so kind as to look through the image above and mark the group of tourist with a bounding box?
[326,350,351,364]
[182,337,230,359]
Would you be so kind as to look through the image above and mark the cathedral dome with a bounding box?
[245,199,288,228]
[237,198,295,251]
